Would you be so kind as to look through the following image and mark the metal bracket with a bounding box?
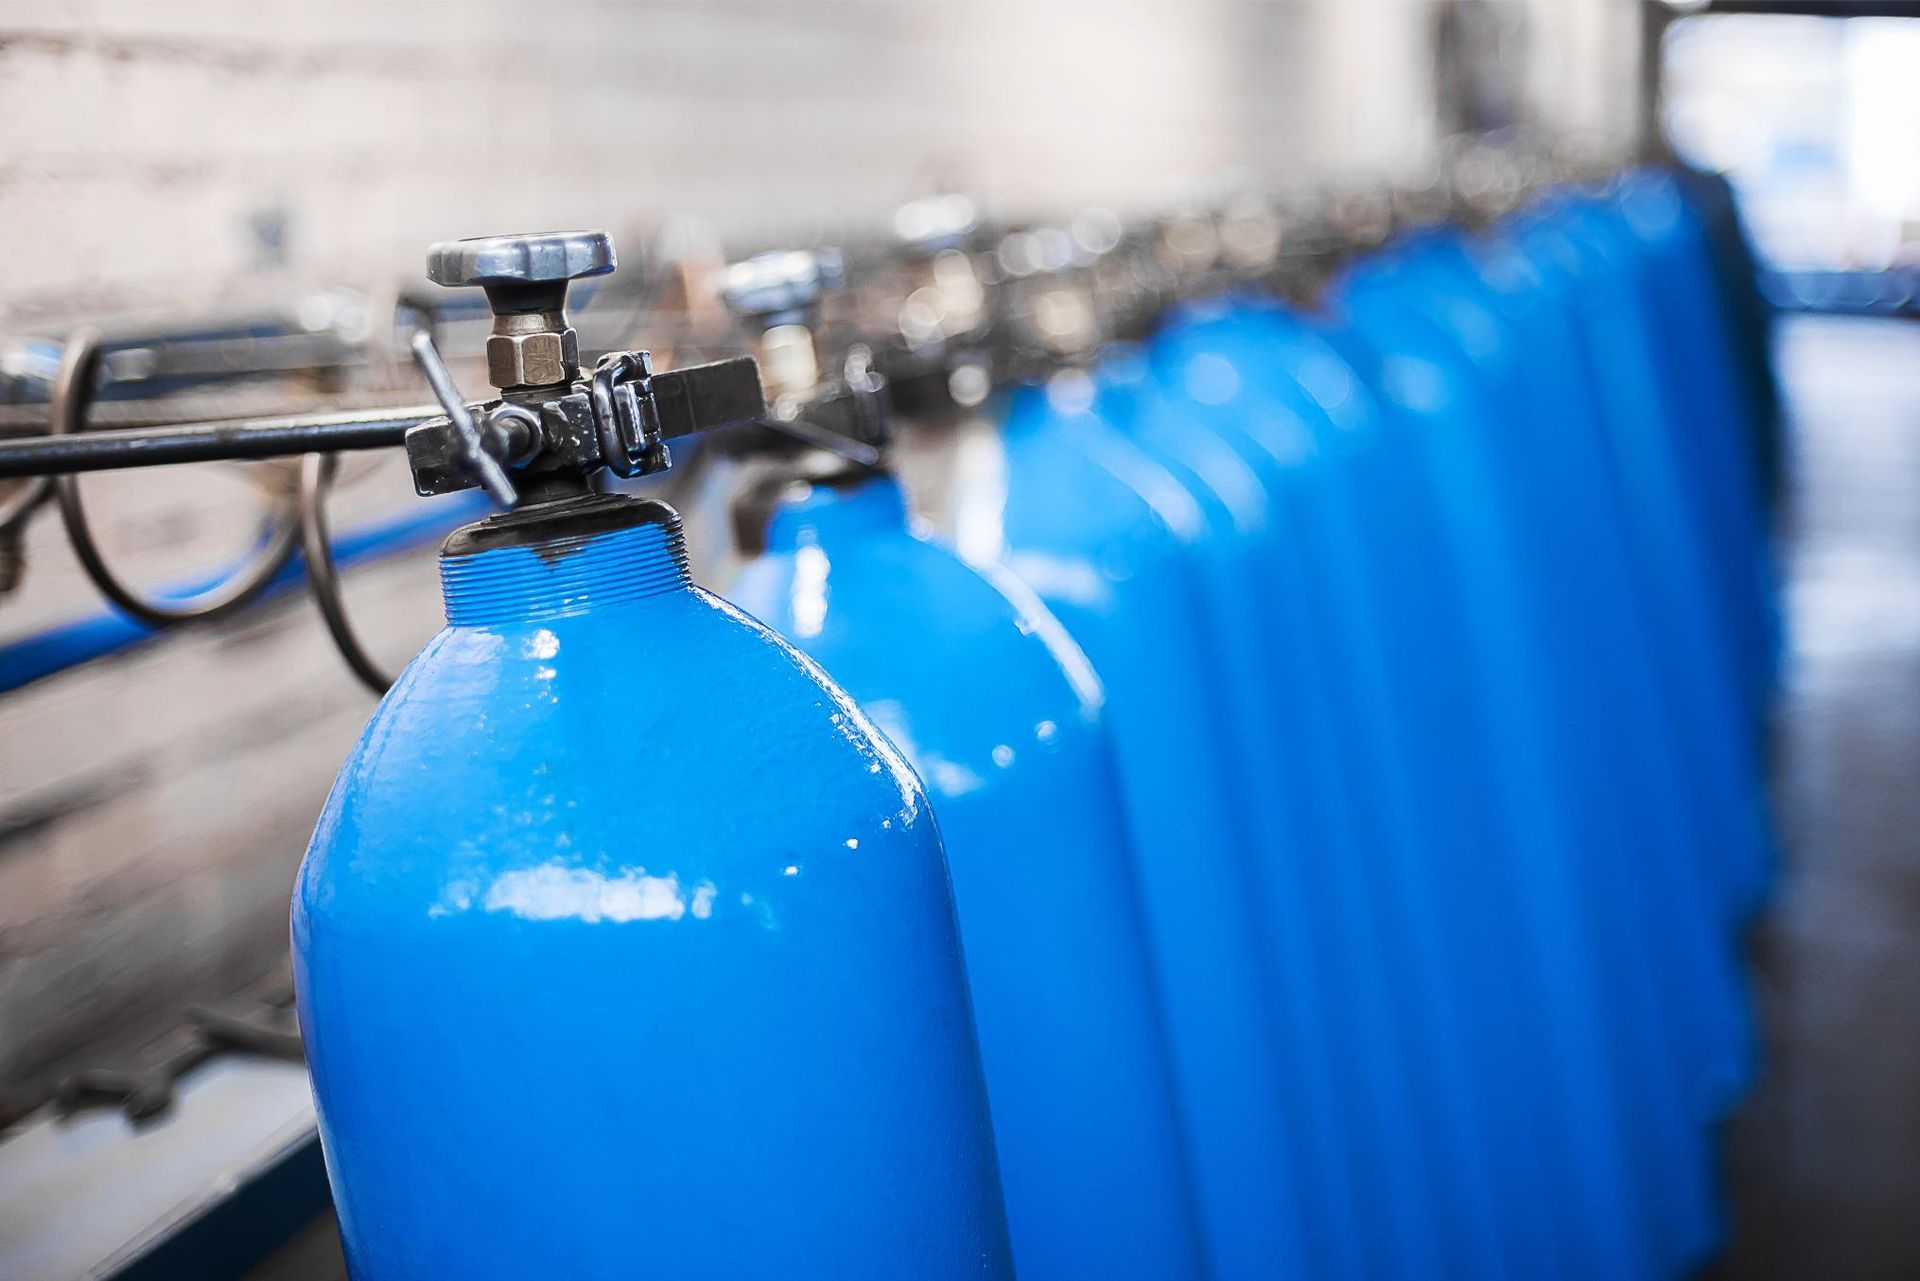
[590,350,667,479]
[758,371,889,468]
[403,354,765,498]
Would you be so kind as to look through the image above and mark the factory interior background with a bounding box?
[2,1,1919,1278]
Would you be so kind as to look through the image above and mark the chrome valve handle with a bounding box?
[425,230,616,392]
[720,249,846,331]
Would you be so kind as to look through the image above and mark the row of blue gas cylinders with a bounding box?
[290,165,1776,1280]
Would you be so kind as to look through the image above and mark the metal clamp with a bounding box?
[401,353,762,498]
[758,346,889,467]
[718,248,888,467]
[588,349,668,479]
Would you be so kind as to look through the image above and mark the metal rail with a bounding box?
[0,406,439,480]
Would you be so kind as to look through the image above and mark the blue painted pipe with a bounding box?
[293,494,1015,1278]
[0,491,488,693]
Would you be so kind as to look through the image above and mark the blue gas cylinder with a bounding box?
[1407,210,1774,1260]
[1332,243,1737,1273]
[950,376,1312,1280]
[1092,349,1377,1281]
[1150,299,1531,1281]
[293,494,1015,1279]
[1142,312,1482,1280]
[1667,163,1785,510]
[1329,252,1695,1277]
[1557,188,1769,719]
[726,469,1207,1281]
[1611,169,1779,710]
[1412,225,1757,1074]
[1426,219,1755,1081]
[1526,194,1774,920]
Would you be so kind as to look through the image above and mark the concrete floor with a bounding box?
[1720,313,1920,1281]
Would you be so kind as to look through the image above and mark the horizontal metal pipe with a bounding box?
[0,405,440,478]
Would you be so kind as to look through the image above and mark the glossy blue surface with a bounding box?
[1531,193,1775,920]
[1433,220,1751,1111]
[1613,169,1779,716]
[726,472,1207,1281]
[1332,242,1737,1273]
[1423,223,1758,1096]
[966,380,1311,1281]
[293,497,1015,1280]
[1093,352,1376,1281]
[1153,302,1528,1281]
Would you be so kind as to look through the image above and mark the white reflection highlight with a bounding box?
[1381,356,1449,414]
[1005,551,1110,609]
[1046,369,1097,414]
[923,753,985,797]
[1295,352,1356,417]
[481,863,716,924]
[976,561,1106,713]
[871,700,984,799]
[791,544,831,638]
[1183,353,1241,406]
[953,431,1011,568]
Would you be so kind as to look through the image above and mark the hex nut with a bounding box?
[485,328,578,388]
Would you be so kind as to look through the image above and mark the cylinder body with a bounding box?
[1331,254,1719,1276]
[1154,306,1520,1280]
[933,382,1312,1281]
[1094,355,1371,1281]
[1536,196,1774,921]
[729,471,1206,1281]
[293,494,1014,1280]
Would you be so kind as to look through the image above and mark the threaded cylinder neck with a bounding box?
[439,496,691,626]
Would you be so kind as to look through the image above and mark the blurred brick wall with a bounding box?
[0,1,1644,325]
[0,1,1322,327]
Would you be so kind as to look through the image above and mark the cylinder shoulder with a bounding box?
[735,534,1110,764]
[296,584,940,926]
